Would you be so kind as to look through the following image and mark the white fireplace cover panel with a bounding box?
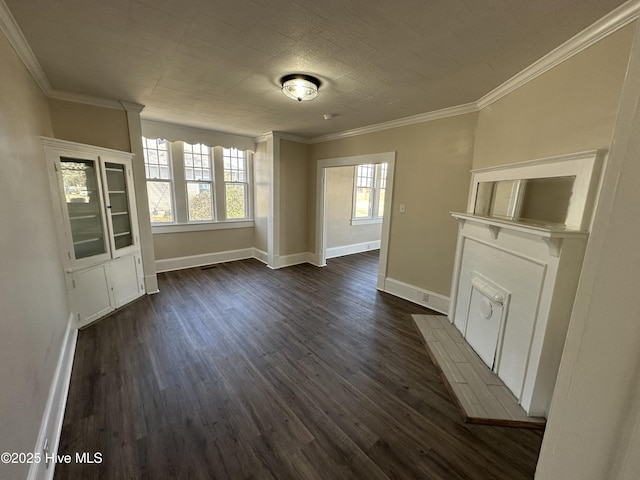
[465,274,509,370]
[454,238,546,399]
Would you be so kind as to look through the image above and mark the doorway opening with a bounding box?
[315,152,396,290]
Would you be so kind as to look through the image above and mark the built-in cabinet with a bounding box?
[43,138,145,327]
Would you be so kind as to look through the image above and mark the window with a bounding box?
[142,138,173,223]
[378,162,387,216]
[354,164,375,218]
[223,148,248,220]
[142,137,252,229]
[184,143,213,222]
[352,163,388,223]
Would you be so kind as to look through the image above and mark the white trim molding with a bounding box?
[3,0,640,138]
[309,103,479,144]
[268,252,316,269]
[3,0,640,136]
[0,0,51,93]
[316,151,396,289]
[383,278,450,315]
[27,314,78,480]
[478,0,640,109]
[155,248,255,273]
[155,248,318,272]
[326,241,380,259]
[151,220,254,235]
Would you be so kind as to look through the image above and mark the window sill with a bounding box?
[152,220,254,234]
[350,218,383,226]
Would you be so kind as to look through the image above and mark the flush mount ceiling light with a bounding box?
[280,74,321,102]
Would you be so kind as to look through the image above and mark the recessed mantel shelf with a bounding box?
[450,212,589,257]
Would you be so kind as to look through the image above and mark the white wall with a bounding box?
[0,31,70,480]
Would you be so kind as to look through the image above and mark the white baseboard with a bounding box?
[383,277,450,315]
[253,248,269,265]
[155,248,255,273]
[154,249,449,316]
[155,248,319,272]
[144,274,159,294]
[326,240,381,259]
[269,252,316,269]
[28,314,78,480]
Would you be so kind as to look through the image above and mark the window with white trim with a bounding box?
[142,137,252,228]
[184,142,214,222]
[142,138,173,223]
[223,148,248,220]
[352,163,388,224]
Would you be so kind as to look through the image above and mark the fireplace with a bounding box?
[448,150,604,417]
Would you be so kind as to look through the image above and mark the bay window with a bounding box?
[142,137,252,230]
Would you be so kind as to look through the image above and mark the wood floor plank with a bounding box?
[56,252,542,479]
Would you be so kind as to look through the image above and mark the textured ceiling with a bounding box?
[5,0,629,138]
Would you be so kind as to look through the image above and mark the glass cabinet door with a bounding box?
[60,157,108,260]
[103,161,134,253]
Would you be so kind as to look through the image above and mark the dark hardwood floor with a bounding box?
[56,251,543,479]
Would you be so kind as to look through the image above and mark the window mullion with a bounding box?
[172,142,188,224]
[213,146,226,221]
[372,164,382,218]
[245,152,254,219]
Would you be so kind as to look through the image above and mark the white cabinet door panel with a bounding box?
[110,254,144,308]
[72,264,114,327]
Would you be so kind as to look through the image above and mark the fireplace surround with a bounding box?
[448,150,604,417]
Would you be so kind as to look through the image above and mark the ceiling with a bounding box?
[5,0,629,139]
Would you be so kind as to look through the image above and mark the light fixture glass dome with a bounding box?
[280,74,320,102]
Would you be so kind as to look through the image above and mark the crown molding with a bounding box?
[120,101,145,113]
[0,0,51,93]
[3,0,640,142]
[0,0,132,111]
[308,103,479,144]
[255,132,273,143]
[478,0,640,109]
[46,89,125,110]
[255,131,311,144]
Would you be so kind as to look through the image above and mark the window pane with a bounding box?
[223,149,246,183]
[183,142,211,191]
[187,183,213,221]
[143,137,171,180]
[225,184,246,219]
[147,181,173,223]
[61,157,107,259]
[356,164,375,188]
[379,163,388,189]
[378,188,386,217]
[355,187,373,218]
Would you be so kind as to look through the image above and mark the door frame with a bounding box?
[315,151,396,290]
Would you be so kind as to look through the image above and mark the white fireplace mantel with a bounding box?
[450,212,588,257]
[447,151,603,418]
